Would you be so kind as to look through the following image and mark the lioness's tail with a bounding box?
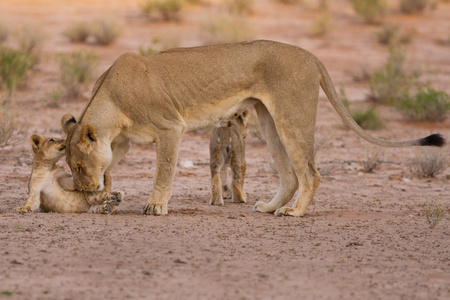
[316,61,445,148]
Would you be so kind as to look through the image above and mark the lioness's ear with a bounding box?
[80,124,98,146]
[61,114,77,134]
[30,134,44,154]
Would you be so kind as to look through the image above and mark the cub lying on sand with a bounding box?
[209,110,249,206]
[14,134,123,214]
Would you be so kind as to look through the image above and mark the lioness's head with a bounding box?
[61,114,111,192]
[30,134,66,163]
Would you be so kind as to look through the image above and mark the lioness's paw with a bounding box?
[274,207,304,217]
[142,204,168,216]
[253,201,275,213]
[210,194,224,206]
[110,191,124,206]
[14,206,32,213]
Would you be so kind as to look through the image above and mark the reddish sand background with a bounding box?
[0,0,449,299]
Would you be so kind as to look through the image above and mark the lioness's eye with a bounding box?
[49,138,56,142]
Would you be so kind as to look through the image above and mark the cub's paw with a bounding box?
[210,194,224,206]
[253,201,275,213]
[142,203,168,216]
[14,206,32,213]
[222,185,232,199]
[110,191,124,206]
[102,201,115,214]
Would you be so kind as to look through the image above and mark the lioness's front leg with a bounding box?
[143,128,184,216]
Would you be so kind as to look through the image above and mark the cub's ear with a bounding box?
[242,109,249,118]
[61,114,77,134]
[80,124,98,146]
[30,134,44,154]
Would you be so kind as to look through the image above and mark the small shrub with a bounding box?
[225,0,253,15]
[340,87,384,130]
[410,149,448,178]
[14,23,46,53]
[0,23,9,44]
[400,0,430,14]
[361,149,383,173]
[310,12,334,37]
[350,0,389,24]
[138,45,157,56]
[398,87,450,122]
[424,200,445,229]
[0,105,27,149]
[58,50,99,99]
[63,21,90,43]
[141,0,183,22]
[377,24,411,46]
[90,18,122,46]
[0,47,34,102]
[369,47,420,103]
[351,107,384,130]
[201,15,254,45]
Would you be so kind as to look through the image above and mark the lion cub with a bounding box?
[209,110,249,206]
[14,134,123,214]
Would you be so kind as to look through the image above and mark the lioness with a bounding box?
[62,40,444,217]
[209,109,249,206]
[14,134,123,214]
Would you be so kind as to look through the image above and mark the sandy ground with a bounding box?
[0,0,449,299]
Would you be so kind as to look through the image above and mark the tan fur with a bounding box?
[61,40,443,217]
[14,135,123,214]
[209,110,249,205]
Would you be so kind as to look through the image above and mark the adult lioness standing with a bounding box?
[62,40,445,217]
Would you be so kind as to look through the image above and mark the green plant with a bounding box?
[400,0,430,14]
[350,0,388,24]
[201,15,254,45]
[340,87,383,130]
[424,200,445,229]
[0,46,34,102]
[58,50,99,99]
[91,18,122,45]
[141,0,183,21]
[351,107,384,130]
[369,47,420,103]
[398,87,450,122]
[14,23,46,53]
[310,12,334,37]
[63,21,90,43]
[410,149,448,178]
[377,24,411,46]
[138,45,157,56]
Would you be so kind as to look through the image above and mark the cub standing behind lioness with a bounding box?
[209,110,249,206]
[14,134,123,214]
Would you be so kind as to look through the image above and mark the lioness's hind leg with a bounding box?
[253,103,298,213]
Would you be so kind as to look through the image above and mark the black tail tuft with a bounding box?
[419,134,446,147]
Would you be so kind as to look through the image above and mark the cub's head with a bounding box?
[61,114,112,192]
[228,109,250,138]
[30,134,66,163]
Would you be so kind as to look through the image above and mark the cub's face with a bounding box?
[230,109,250,138]
[30,135,66,163]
